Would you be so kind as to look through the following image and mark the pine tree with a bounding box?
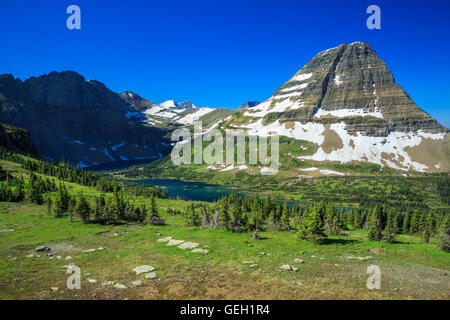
[383,210,397,243]
[219,201,230,229]
[150,195,157,215]
[325,203,341,235]
[402,211,411,234]
[409,209,421,235]
[353,208,362,229]
[437,215,450,252]
[28,179,44,204]
[249,207,264,239]
[76,194,91,223]
[230,204,246,232]
[368,206,383,241]
[422,210,437,243]
[46,195,52,215]
[279,202,291,231]
[298,205,327,244]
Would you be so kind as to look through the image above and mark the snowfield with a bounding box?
[176,108,214,125]
[234,118,445,172]
[313,108,383,119]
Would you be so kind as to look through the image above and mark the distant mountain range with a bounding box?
[0,42,448,174]
[0,71,172,167]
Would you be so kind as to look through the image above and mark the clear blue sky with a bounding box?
[0,0,449,127]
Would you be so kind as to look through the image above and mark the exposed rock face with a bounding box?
[228,42,449,172]
[251,42,446,135]
[239,101,260,109]
[0,123,37,154]
[119,91,158,111]
[0,71,171,166]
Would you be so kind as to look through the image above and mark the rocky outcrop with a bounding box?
[119,91,158,111]
[247,42,447,136]
[227,42,449,172]
[0,123,37,154]
[0,71,171,166]
[239,101,260,109]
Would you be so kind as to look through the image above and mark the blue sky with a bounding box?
[0,0,449,127]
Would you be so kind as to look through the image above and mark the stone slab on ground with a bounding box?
[145,272,158,279]
[132,265,156,275]
[191,248,208,254]
[167,239,185,246]
[178,242,199,250]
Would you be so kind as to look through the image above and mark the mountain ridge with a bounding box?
[0,42,448,173]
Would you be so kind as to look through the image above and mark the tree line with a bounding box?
[181,193,450,252]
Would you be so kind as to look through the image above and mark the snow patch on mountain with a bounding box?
[176,107,214,125]
[314,108,383,119]
[292,73,313,82]
[281,83,309,92]
[239,119,325,145]
[297,123,445,172]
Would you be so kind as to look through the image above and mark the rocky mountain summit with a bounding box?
[239,101,260,109]
[0,71,171,167]
[223,42,448,173]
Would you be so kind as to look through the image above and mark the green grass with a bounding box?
[1,198,449,300]
[1,156,449,300]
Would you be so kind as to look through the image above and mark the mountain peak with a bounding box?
[159,100,197,109]
[226,43,448,172]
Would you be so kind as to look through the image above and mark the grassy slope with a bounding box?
[0,158,449,300]
[1,201,449,300]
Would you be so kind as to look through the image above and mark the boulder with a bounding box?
[191,248,208,254]
[102,281,115,287]
[0,228,15,233]
[281,264,292,271]
[132,280,143,287]
[178,242,199,250]
[157,236,173,243]
[132,265,156,275]
[145,272,158,279]
[167,239,185,246]
[36,245,50,252]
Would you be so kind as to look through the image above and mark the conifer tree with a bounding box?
[230,204,246,232]
[402,211,411,234]
[298,205,327,244]
[422,210,437,243]
[219,201,230,229]
[368,206,383,241]
[409,209,421,235]
[383,210,397,243]
[279,202,291,231]
[150,195,157,216]
[76,194,91,223]
[46,195,52,215]
[437,215,450,252]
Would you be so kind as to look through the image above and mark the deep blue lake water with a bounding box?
[134,178,310,208]
[134,178,246,202]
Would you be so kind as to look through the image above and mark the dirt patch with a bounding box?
[349,139,355,149]
[321,125,344,154]
[284,122,295,129]
[405,135,450,172]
